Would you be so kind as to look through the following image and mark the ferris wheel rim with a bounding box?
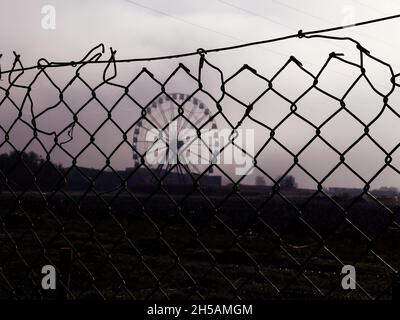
[132,92,218,176]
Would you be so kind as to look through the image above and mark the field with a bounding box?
[0,190,399,299]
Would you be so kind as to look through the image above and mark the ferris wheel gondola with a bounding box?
[132,93,218,180]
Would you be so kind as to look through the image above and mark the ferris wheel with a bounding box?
[132,93,218,179]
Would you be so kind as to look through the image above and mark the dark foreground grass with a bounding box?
[0,191,399,299]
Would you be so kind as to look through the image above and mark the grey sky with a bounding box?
[1,0,400,64]
[1,0,400,189]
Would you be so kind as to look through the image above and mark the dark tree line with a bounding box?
[0,151,65,192]
[280,175,297,189]
[256,175,298,189]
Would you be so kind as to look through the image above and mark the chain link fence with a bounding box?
[0,32,400,300]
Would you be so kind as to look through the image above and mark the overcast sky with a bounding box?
[1,0,400,189]
[0,0,399,66]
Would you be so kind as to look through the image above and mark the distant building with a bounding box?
[329,186,399,200]
[328,187,363,198]
[371,187,398,198]
[66,166,124,192]
[125,167,221,188]
[66,166,221,192]
[224,184,273,196]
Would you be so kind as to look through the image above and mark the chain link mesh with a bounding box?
[0,33,400,300]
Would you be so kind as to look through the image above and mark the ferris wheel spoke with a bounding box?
[186,162,200,175]
[133,93,217,178]
[193,114,208,127]
[178,117,195,132]
[182,134,213,154]
[182,149,213,167]
[146,145,168,153]
[138,129,170,153]
[182,132,197,141]
[135,140,161,143]
[191,112,204,125]
[178,102,194,131]
[170,100,175,122]
[145,104,169,130]
[146,114,164,130]
[185,135,213,158]
[139,118,170,139]
[137,125,168,145]
[138,124,151,132]
[156,100,169,125]
[188,101,198,122]
[139,123,161,136]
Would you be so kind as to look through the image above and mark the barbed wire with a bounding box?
[1,11,400,76]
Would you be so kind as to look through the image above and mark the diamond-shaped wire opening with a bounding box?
[1,42,400,300]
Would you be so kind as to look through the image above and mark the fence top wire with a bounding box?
[1,11,400,76]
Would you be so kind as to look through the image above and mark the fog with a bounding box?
[1,0,400,189]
